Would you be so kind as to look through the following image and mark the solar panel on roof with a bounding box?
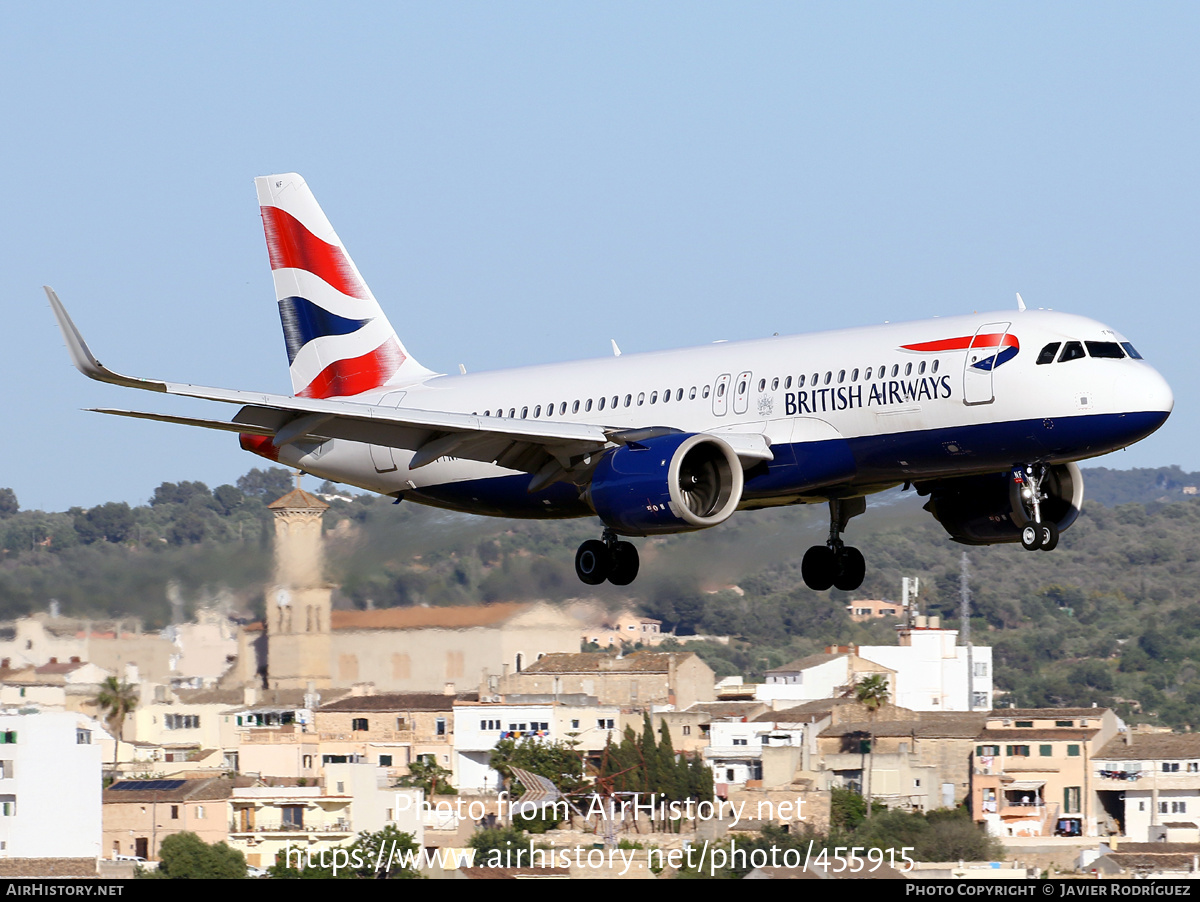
[111,780,186,791]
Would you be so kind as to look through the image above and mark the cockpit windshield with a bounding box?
[1036,339,1140,365]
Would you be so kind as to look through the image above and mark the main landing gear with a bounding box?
[1015,463,1059,552]
[575,530,640,587]
[801,497,867,592]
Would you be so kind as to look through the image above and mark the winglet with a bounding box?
[44,287,167,392]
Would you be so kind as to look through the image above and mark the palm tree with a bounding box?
[95,676,138,773]
[852,673,889,814]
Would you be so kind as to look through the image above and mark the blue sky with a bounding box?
[4,4,1198,512]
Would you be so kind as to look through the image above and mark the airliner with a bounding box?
[45,173,1173,592]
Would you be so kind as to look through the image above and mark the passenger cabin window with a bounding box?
[931,359,939,373]
[1037,343,1061,365]
[1058,341,1086,363]
[904,363,912,376]
[1086,341,1125,359]
[598,397,606,411]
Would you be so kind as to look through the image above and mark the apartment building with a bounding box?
[0,710,102,859]
[315,691,471,785]
[970,708,1121,838]
[1094,732,1200,842]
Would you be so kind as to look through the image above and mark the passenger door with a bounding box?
[962,322,1011,406]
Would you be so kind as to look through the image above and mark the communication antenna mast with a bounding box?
[961,552,974,710]
[902,576,920,625]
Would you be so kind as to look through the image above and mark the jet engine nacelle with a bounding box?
[585,433,744,536]
[921,461,1085,545]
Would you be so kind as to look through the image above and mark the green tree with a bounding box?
[268,827,421,879]
[95,676,138,769]
[146,832,247,878]
[0,488,17,519]
[74,502,134,544]
[237,467,295,501]
[395,757,457,796]
[852,673,890,812]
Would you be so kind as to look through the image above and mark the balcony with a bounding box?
[229,819,353,837]
[242,730,317,744]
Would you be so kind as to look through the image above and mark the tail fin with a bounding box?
[255,173,433,398]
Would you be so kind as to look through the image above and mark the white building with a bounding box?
[453,698,621,791]
[0,710,103,858]
[758,652,895,706]
[705,717,808,788]
[1094,733,1200,842]
[858,623,992,712]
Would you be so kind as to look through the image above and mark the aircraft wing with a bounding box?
[48,288,770,490]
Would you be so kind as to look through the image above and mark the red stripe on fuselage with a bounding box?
[260,205,369,300]
[297,336,406,399]
[902,333,1018,352]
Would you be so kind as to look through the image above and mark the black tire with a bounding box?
[1039,521,1060,552]
[834,546,866,592]
[1020,523,1043,551]
[607,541,640,586]
[575,540,610,585]
[801,545,836,591]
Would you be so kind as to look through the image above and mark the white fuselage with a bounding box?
[273,307,1172,519]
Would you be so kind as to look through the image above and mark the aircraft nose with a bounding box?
[1143,365,1174,416]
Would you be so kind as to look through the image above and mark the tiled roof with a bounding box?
[267,488,329,511]
[988,708,1111,718]
[319,692,478,712]
[1097,734,1200,760]
[103,776,237,803]
[820,713,987,739]
[33,662,86,675]
[766,653,844,674]
[681,702,768,719]
[331,603,536,631]
[976,728,1099,742]
[760,698,863,722]
[519,651,694,674]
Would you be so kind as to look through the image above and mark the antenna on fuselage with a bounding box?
[1016,293,1027,312]
[611,340,622,357]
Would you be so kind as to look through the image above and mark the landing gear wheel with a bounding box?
[607,541,640,586]
[802,546,837,591]
[575,540,610,585]
[1020,524,1043,551]
[834,546,866,592]
[1038,521,1059,552]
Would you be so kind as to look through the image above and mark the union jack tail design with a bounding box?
[255,173,433,398]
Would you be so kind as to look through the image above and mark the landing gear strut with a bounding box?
[575,530,640,586]
[801,497,867,591]
[1015,464,1059,552]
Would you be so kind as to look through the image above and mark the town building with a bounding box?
[858,621,993,712]
[498,651,716,710]
[229,489,583,693]
[970,708,1121,838]
[315,690,475,785]
[103,776,237,860]
[0,710,103,859]
[452,697,622,791]
[845,599,907,622]
[1094,732,1200,842]
[758,651,895,706]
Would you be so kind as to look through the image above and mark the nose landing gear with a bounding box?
[801,497,867,592]
[1014,464,1059,551]
[575,530,640,586]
